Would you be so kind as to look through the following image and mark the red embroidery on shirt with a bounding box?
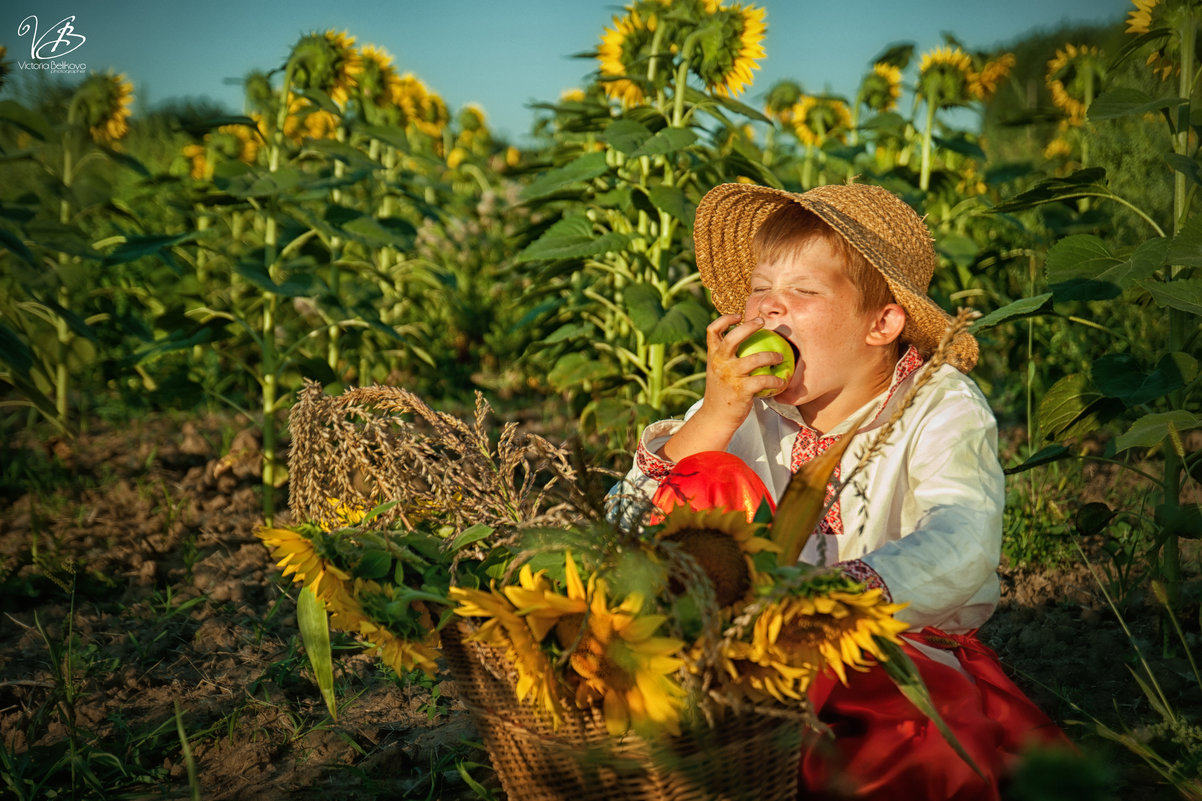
[790,346,924,537]
[636,439,673,482]
[837,559,892,601]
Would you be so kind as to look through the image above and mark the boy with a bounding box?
[615,182,1065,800]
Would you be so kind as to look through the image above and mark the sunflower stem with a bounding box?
[919,94,937,191]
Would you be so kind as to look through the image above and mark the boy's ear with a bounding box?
[866,303,906,346]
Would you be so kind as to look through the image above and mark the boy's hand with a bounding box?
[701,314,787,423]
[660,314,786,462]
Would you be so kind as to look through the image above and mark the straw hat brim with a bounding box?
[693,183,978,372]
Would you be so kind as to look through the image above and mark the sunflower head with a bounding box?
[690,3,767,98]
[1126,0,1161,34]
[918,45,974,108]
[751,584,910,686]
[790,94,853,147]
[1046,44,1102,126]
[763,79,804,125]
[597,3,662,107]
[969,52,1015,101]
[860,62,901,113]
[72,71,134,144]
[357,44,402,109]
[653,506,776,609]
[287,30,362,107]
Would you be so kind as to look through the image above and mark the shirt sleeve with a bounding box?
[604,418,685,525]
[859,387,1004,630]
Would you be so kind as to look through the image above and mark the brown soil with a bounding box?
[1,413,1198,800]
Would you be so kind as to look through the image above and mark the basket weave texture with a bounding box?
[442,623,804,801]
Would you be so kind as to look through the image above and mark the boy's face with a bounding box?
[744,236,893,409]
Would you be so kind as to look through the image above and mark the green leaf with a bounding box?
[1165,153,1202,189]
[1045,235,1124,301]
[224,167,303,199]
[936,234,978,269]
[0,100,53,141]
[991,168,1107,214]
[1003,444,1071,476]
[1168,212,1202,268]
[515,215,631,262]
[542,321,594,344]
[646,185,695,232]
[519,151,609,201]
[932,133,985,160]
[234,259,319,298]
[1141,278,1202,317]
[297,586,337,721]
[604,119,652,155]
[0,227,37,267]
[875,637,985,780]
[1038,373,1123,441]
[1114,411,1201,453]
[1089,87,1186,121]
[451,523,494,551]
[1075,502,1117,536]
[1155,503,1202,539]
[102,232,204,267]
[971,293,1053,331]
[548,350,617,391]
[630,127,698,158]
[1093,351,1196,407]
[356,550,392,580]
[304,139,379,170]
[0,321,35,373]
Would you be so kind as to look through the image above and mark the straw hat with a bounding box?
[694,182,978,372]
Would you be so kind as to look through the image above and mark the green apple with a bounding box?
[736,329,797,397]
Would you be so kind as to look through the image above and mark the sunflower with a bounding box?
[652,506,776,608]
[709,638,816,703]
[691,3,767,98]
[764,79,804,126]
[1046,44,1103,126]
[860,62,901,113]
[452,580,564,724]
[597,5,660,106]
[0,46,9,93]
[72,71,134,144]
[352,579,441,677]
[1126,0,1160,34]
[256,525,351,601]
[391,74,449,138]
[969,53,1015,101]
[918,45,974,108]
[288,29,362,107]
[356,44,403,111]
[1043,131,1074,161]
[283,94,340,142]
[551,555,686,736]
[790,94,854,148]
[749,586,910,686]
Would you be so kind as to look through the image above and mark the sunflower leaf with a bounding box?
[297,586,337,721]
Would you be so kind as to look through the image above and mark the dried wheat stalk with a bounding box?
[288,380,580,536]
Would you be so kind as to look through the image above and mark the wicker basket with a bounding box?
[441,623,803,801]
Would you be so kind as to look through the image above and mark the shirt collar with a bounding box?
[764,345,925,438]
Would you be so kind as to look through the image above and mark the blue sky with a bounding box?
[2,1,1131,142]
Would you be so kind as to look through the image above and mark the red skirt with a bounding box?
[650,452,1072,800]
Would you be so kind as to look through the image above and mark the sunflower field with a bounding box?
[1,1,1201,799]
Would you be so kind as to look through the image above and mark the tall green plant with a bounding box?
[516,1,779,443]
[986,0,1202,608]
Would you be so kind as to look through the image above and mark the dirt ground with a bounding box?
[1,412,1198,800]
